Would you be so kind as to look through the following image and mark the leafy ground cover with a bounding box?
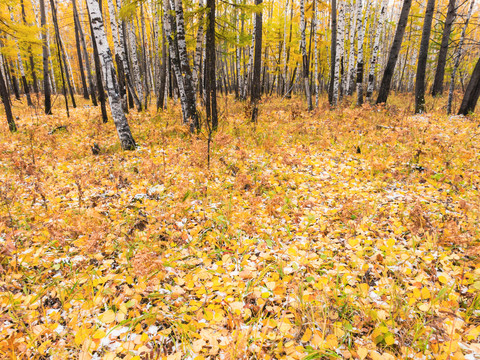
[1,96,480,359]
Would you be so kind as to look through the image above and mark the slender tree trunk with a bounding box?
[245,9,256,99]
[51,0,77,108]
[300,0,312,110]
[128,22,144,106]
[10,13,33,106]
[447,0,474,114]
[314,3,319,107]
[458,57,480,115]
[107,0,127,109]
[328,0,337,105]
[40,0,52,114]
[414,0,435,114]
[251,0,263,123]
[174,0,199,130]
[119,14,142,110]
[366,0,387,101]
[73,0,97,105]
[85,0,136,150]
[164,0,198,131]
[157,21,167,110]
[333,2,344,105]
[20,0,39,95]
[140,5,149,108]
[0,57,16,132]
[285,0,294,98]
[431,0,456,96]
[346,0,357,96]
[205,0,218,131]
[355,0,365,105]
[376,0,412,104]
[281,0,289,96]
[87,0,108,122]
[193,0,205,93]
[7,61,21,101]
[73,0,89,99]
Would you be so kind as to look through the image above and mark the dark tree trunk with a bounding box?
[52,14,70,117]
[328,0,337,105]
[121,20,142,111]
[51,0,77,109]
[7,62,21,101]
[157,22,167,110]
[458,57,480,115]
[88,0,108,122]
[414,0,436,114]
[251,0,263,123]
[205,0,218,131]
[73,0,97,105]
[164,0,198,132]
[431,0,455,96]
[0,60,16,132]
[40,0,52,114]
[72,0,89,99]
[376,0,412,104]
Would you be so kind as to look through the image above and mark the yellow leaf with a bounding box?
[311,333,323,348]
[325,334,338,349]
[421,287,431,300]
[384,333,395,345]
[465,326,480,341]
[348,238,359,247]
[357,347,368,360]
[99,310,115,324]
[93,329,106,339]
[192,339,205,353]
[413,288,421,299]
[301,328,312,342]
[387,238,395,248]
[75,328,90,346]
[418,303,430,312]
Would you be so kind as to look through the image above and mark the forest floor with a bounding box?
[0,95,480,360]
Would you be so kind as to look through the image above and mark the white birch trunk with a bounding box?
[355,0,365,105]
[282,0,289,95]
[447,0,475,114]
[300,0,312,110]
[333,1,345,105]
[164,0,187,117]
[365,0,386,101]
[107,0,121,58]
[245,16,256,98]
[65,50,77,94]
[193,0,204,92]
[128,22,144,104]
[346,0,357,95]
[45,4,57,93]
[85,0,136,150]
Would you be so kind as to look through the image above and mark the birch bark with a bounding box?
[300,0,312,110]
[193,0,205,93]
[333,2,344,106]
[447,0,475,114]
[39,0,52,113]
[10,13,33,107]
[346,0,357,96]
[128,23,144,105]
[73,0,97,104]
[355,0,364,105]
[365,0,386,101]
[85,0,136,150]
